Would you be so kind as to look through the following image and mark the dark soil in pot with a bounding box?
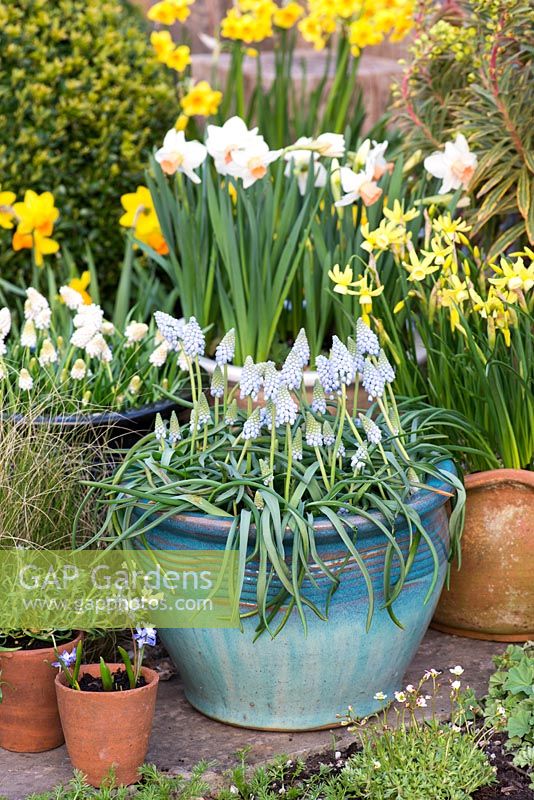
[77,668,147,692]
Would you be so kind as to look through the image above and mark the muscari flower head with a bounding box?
[292,427,303,461]
[210,365,225,398]
[377,349,395,384]
[242,407,262,440]
[154,412,166,441]
[337,441,346,459]
[311,379,326,414]
[351,444,368,473]
[182,316,205,358]
[274,386,298,427]
[154,311,184,351]
[190,392,211,432]
[316,355,340,397]
[347,336,365,375]
[259,458,273,486]
[262,361,280,400]
[280,350,303,391]
[225,399,238,424]
[240,356,262,400]
[331,335,355,385]
[305,412,323,447]
[293,328,310,367]
[168,411,181,446]
[360,414,382,445]
[356,317,380,356]
[215,328,236,366]
[362,360,386,400]
[322,420,335,447]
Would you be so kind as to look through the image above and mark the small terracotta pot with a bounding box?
[0,632,82,753]
[56,664,159,787]
[432,469,534,641]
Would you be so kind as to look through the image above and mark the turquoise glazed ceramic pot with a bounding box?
[133,461,456,731]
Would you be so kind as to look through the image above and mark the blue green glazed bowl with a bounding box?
[133,460,456,730]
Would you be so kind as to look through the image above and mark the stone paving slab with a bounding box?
[0,631,505,800]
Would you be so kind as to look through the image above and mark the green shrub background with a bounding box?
[0,0,176,293]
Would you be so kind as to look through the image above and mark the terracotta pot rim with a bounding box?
[55,664,159,698]
[465,468,534,491]
[0,632,82,660]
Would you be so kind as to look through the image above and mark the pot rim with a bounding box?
[465,468,534,491]
[55,664,159,697]
[0,632,82,660]
[138,459,457,537]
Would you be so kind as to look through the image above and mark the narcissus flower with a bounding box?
[329,263,356,294]
[150,30,175,61]
[155,129,207,182]
[119,186,169,255]
[206,116,260,176]
[67,272,92,306]
[232,140,282,188]
[0,190,16,229]
[12,190,60,266]
[424,134,477,194]
[490,256,534,294]
[273,2,304,28]
[180,81,223,118]
[284,149,327,195]
[147,0,193,25]
[335,166,382,207]
[165,45,191,72]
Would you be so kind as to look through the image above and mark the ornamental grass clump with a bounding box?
[0,0,176,290]
[88,313,465,636]
[0,284,186,416]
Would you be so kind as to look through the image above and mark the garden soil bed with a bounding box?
[261,737,534,799]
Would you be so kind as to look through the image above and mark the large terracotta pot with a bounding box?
[433,469,534,641]
[56,664,159,787]
[132,460,457,730]
[0,632,82,753]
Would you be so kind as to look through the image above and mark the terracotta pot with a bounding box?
[56,664,159,787]
[432,469,534,641]
[0,632,82,753]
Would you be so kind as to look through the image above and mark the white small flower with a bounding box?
[101,321,115,336]
[424,134,477,194]
[18,368,33,391]
[181,317,205,358]
[449,665,464,676]
[424,668,440,679]
[206,116,260,176]
[0,307,11,339]
[451,680,461,691]
[215,328,236,366]
[232,140,282,188]
[394,691,407,703]
[38,338,58,366]
[416,697,427,708]
[85,333,112,362]
[313,132,345,158]
[24,288,51,330]
[373,760,381,770]
[155,128,207,183]
[229,787,239,796]
[374,691,387,701]
[73,304,104,333]
[451,724,461,733]
[71,326,95,349]
[365,140,391,180]
[125,321,149,345]
[284,148,327,195]
[70,358,87,380]
[59,285,84,310]
[496,705,506,717]
[335,165,381,208]
[20,320,37,348]
[406,684,416,694]
[149,341,169,367]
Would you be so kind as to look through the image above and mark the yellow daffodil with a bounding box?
[438,275,469,334]
[360,219,408,254]
[328,263,356,294]
[402,248,439,282]
[489,256,534,294]
[147,0,194,25]
[273,2,304,28]
[350,273,384,320]
[422,235,454,271]
[0,190,16,229]
[180,81,222,117]
[150,30,175,61]
[119,186,169,256]
[383,200,418,226]
[12,190,60,266]
[166,45,191,72]
[431,213,471,245]
[67,271,92,305]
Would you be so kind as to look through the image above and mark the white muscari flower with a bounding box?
[240,356,262,400]
[351,444,368,473]
[168,411,181,446]
[215,328,236,366]
[101,321,115,336]
[284,148,327,195]
[0,307,11,339]
[154,412,166,441]
[311,380,326,414]
[155,128,207,183]
[280,350,303,391]
[190,393,211,432]
[205,116,260,176]
[262,361,280,400]
[125,321,149,345]
[293,328,310,367]
[24,288,51,330]
[424,133,477,194]
[70,358,87,380]
[377,349,395,384]
[85,333,112,362]
[305,413,323,447]
[360,414,382,445]
[38,338,58,367]
[232,140,282,189]
[20,320,37,349]
[336,441,346,459]
[18,368,33,391]
[259,403,274,431]
[224,399,238,424]
[181,317,205,358]
[292,428,303,461]
[149,341,169,367]
[70,327,95,349]
[259,459,273,486]
[322,420,335,447]
[73,304,104,332]
[356,318,380,356]
[362,360,386,400]
[59,285,84,310]
[210,365,225,398]
[242,408,262,440]
[154,311,184,351]
[274,386,298,427]
[347,336,365,375]
[331,336,355,385]
[316,355,340,396]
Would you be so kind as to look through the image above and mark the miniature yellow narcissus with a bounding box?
[180,81,223,117]
[273,2,304,28]
[0,190,16,229]
[67,272,92,306]
[147,0,194,25]
[119,186,169,256]
[12,190,60,267]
